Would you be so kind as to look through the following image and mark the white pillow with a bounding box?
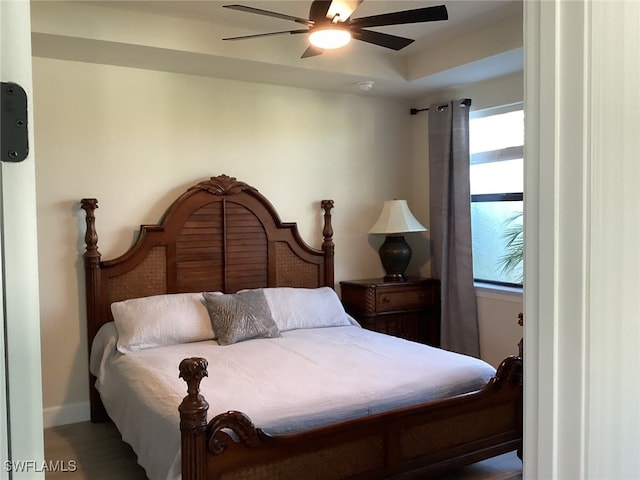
[262,287,353,332]
[111,292,216,353]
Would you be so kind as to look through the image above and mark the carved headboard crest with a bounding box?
[188,174,256,196]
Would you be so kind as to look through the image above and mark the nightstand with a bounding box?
[340,277,441,347]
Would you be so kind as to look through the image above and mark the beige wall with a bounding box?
[33,59,524,426]
[476,288,523,366]
[33,57,416,425]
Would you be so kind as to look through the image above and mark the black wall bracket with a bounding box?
[1,82,29,163]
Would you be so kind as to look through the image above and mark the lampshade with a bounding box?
[368,200,427,234]
[309,26,351,49]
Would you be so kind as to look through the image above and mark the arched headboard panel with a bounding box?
[81,174,334,421]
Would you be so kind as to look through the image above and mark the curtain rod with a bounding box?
[410,98,472,115]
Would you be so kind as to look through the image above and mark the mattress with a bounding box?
[90,323,496,480]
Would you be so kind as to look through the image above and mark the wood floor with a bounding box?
[44,421,522,479]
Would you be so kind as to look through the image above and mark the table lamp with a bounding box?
[368,200,427,281]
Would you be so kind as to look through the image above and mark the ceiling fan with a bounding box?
[222,0,448,58]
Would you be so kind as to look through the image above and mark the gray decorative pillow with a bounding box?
[202,290,281,345]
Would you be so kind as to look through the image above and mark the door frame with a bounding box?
[1,1,45,478]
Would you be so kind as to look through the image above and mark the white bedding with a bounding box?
[90,323,496,480]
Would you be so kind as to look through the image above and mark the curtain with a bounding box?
[428,98,480,357]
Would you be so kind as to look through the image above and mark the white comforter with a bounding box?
[90,324,496,480]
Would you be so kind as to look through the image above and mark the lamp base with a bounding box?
[378,235,411,282]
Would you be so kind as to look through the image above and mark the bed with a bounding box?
[81,174,522,480]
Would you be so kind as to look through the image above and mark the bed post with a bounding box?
[81,198,108,422]
[179,357,210,480]
[321,200,334,288]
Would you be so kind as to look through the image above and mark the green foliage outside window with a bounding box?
[498,211,523,283]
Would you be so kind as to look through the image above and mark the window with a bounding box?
[469,104,524,287]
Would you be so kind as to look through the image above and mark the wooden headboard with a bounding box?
[81,174,334,421]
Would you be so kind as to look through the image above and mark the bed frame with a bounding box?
[81,174,522,480]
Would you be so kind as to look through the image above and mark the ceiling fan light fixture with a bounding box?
[309,26,351,49]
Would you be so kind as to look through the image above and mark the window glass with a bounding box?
[470,159,523,195]
[471,201,523,285]
[470,110,524,153]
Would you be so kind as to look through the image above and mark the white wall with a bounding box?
[33,56,418,425]
[476,288,523,366]
[31,1,526,423]
[34,60,527,426]
[33,59,526,426]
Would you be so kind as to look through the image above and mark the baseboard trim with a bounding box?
[43,401,90,428]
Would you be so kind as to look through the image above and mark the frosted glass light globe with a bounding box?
[309,27,351,49]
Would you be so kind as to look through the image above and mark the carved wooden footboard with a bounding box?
[179,356,523,480]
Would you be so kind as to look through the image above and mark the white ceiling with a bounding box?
[90,1,521,53]
[31,0,524,99]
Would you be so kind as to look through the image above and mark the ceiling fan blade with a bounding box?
[327,0,363,21]
[224,30,308,41]
[350,5,448,28]
[301,45,324,58]
[223,4,312,26]
[308,0,332,23]
[351,28,414,50]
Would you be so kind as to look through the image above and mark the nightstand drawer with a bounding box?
[376,288,430,312]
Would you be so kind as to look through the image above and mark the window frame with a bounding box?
[470,103,524,289]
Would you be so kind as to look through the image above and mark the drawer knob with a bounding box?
[382,295,391,303]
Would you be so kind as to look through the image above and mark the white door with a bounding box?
[0,1,45,479]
